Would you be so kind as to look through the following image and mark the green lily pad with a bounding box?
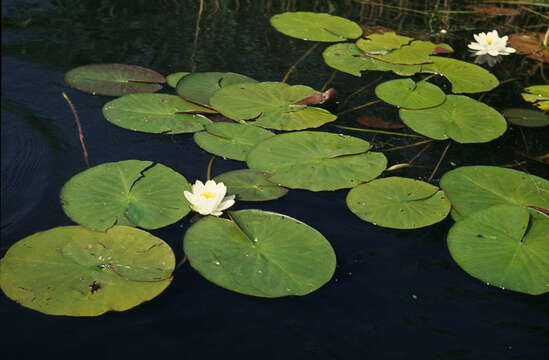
[356,32,413,54]
[210,82,337,131]
[365,40,446,65]
[399,95,507,143]
[61,160,192,231]
[247,131,387,191]
[440,166,549,221]
[0,225,175,316]
[375,78,446,109]
[521,85,549,111]
[502,108,549,127]
[346,177,451,229]
[213,169,288,201]
[270,12,362,42]
[322,43,420,77]
[447,205,549,295]
[102,94,214,134]
[64,64,165,96]
[193,122,275,161]
[420,57,499,94]
[166,72,190,88]
[184,209,336,297]
[176,72,257,107]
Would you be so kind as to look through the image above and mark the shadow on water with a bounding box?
[1,1,548,359]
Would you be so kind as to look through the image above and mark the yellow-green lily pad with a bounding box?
[0,225,175,316]
[375,78,446,109]
[270,12,362,42]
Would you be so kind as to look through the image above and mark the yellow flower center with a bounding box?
[200,191,217,199]
[486,39,492,45]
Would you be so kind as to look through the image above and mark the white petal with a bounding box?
[184,191,196,204]
[215,182,227,200]
[505,47,516,53]
[217,198,235,212]
[468,42,483,50]
[192,180,205,194]
[210,210,223,216]
[487,48,500,56]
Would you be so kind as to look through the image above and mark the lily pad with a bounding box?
[346,177,451,229]
[166,72,190,88]
[399,95,507,143]
[270,12,362,42]
[356,32,413,54]
[184,209,336,297]
[521,85,549,111]
[213,169,288,201]
[247,131,387,191]
[210,82,337,131]
[176,72,257,107]
[420,57,499,94]
[502,108,549,128]
[365,40,448,65]
[322,43,420,77]
[64,64,165,96]
[508,32,549,63]
[447,205,549,295]
[193,122,275,161]
[0,225,175,316]
[61,160,192,231]
[440,166,549,221]
[375,78,446,109]
[102,94,214,134]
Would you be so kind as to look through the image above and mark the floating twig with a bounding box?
[382,139,433,152]
[62,91,90,168]
[408,142,434,166]
[175,255,188,270]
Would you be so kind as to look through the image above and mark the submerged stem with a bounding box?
[428,142,451,182]
[206,155,216,180]
[338,99,381,115]
[175,255,188,270]
[333,124,424,138]
[281,43,319,83]
[62,91,90,168]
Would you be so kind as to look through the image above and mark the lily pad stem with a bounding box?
[175,255,188,270]
[62,91,90,168]
[409,142,434,166]
[338,99,381,115]
[383,139,433,152]
[428,142,451,182]
[206,155,216,180]
[544,27,548,47]
[281,43,320,83]
[321,71,337,92]
[422,74,436,82]
[333,124,424,138]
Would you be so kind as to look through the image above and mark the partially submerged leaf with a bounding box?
[247,131,387,191]
[210,82,337,131]
[375,78,446,109]
[176,72,257,107]
[213,169,288,201]
[166,72,190,88]
[61,160,191,231]
[399,95,507,143]
[323,43,420,77]
[440,166,549,221]
[355,116,404,129]
[346,177,451,229]
[420,57,499,93]
[521,85,549,111]
[193,122,275,161]
[270,12,362,42]
[356,32,413,54]
[102,94,214,134]
[184,209,336,297]
[64,64,165,96]
[502,108,549,128]
[447,205,549,295]
[0,225,175,316]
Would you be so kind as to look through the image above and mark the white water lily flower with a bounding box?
[468,30,516,56]
[184,180,235,216]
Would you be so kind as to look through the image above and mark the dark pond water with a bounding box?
[1,1,548,358]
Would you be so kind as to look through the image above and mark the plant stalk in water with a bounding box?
[62,91,90,168]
